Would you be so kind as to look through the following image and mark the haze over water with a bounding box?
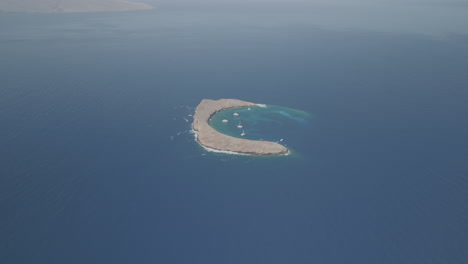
[1,1,468,263]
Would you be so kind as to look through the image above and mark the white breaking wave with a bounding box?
[200,145,252,156]
[190,129,251,156]
[256,104,267,107]
[190,128,290,156]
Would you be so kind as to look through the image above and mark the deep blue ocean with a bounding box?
[1,2,468,263]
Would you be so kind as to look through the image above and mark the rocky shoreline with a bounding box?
[192,99,290,156]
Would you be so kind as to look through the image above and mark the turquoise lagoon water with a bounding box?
[210,105,311,153]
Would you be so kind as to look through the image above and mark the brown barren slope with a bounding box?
[193,99,290,156]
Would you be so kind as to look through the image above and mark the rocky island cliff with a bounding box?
[192,99,289,156]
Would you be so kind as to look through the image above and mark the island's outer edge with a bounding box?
[192,99,290,156]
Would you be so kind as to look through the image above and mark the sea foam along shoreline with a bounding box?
[191,129,251,156]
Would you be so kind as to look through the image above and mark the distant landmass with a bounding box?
[0,0,153,13]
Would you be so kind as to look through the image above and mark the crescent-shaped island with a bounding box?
[192,99,290,156]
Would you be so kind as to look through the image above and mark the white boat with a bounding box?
[237,121,243,129]
[233,113,239,116]
[240,130,246,136]
[222,119,228,123]
[279,139,284,142]
[247,107,251,111]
